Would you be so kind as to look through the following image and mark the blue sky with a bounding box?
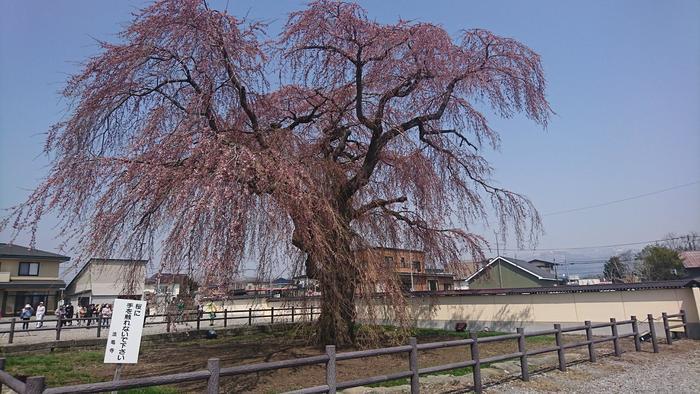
[1,1,699,275]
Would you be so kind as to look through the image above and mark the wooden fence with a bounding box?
[0,310,689,394]
[0,306,316,344]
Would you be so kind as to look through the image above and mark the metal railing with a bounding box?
[0,306,317,344]
[0,310,689,394]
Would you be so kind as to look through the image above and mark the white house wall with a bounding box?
[89,263,145,296]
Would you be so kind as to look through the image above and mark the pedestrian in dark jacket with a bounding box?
[91,304,99,325]
[85,304,94,327]
[64,303,74,326]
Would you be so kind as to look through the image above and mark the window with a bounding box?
[18,262,39,276]
[400,257,406,268]
[156,284,172,294]
[412,261,422,272]
[443,283,452,291]
[428,280,438,291]
[383,256,394,268]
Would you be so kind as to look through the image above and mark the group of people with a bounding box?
[18,302,114,330]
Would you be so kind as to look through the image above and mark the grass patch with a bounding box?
[412,327,507,339]
[5,350,103,386]
[6,351,181,393]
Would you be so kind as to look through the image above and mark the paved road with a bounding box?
[1,311,307,345]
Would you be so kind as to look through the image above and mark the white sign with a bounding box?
[104,299,147,364]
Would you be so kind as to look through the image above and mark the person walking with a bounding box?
[205,301,216,326]
[35,302,46,328]
[85,304,93,327]
[101,304,112,327]
[176,298,185,324]
[20,304,34,330]
[55,305,66,327]
[91,304,99,326]
[77,305,86,326]
[64,302,75,326]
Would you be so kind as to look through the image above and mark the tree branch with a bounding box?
[354,196,407,218]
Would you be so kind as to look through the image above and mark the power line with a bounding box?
[543,180,700,216]
[500,235,691,252]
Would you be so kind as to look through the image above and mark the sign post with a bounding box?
[104,299,147,392]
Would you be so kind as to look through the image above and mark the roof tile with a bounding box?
[680,251,700,269]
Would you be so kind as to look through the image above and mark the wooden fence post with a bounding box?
[631,316,641,351]
[97,319,102,338]
[248,308,252,326]
[223,309,228,328]
[291,306,295,323]
[310,305,314,321]
[470,332,482,393]
[271,307,275,325]
[647,314,659,353]
[207,358,220,394]
[584,321,596,362]
[681,309,688,338]
[610,318,621,356]
[554,324,566,371]
[56,317,62,341]
[409,337,419,393]
[197,312,201,331]
[517,328,529,381]
[8,318,15,344]
[25,376,46,394]
[662,313,672,345]
[0,357,5,391]
[326,345,337,394]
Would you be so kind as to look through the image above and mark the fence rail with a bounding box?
[0,306,317,344]
[0,310,689,394]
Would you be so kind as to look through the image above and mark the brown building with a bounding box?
[680,251,700,280]
[357,247,454,292]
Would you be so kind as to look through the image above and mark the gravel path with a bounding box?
[489,340,700,394]
[342,340,700,394]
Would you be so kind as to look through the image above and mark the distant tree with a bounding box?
[662,232,699,252]
[2,0,551,345]
[637,245,685,281]
[603,256,628,282]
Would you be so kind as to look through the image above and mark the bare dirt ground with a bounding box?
[3,329,560,393]
[115,331,545,393]
[6,328,697,393]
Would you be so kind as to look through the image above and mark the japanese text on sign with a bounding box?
[104,299,147,364]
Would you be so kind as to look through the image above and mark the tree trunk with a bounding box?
[317,259,358,347]
[292,201,359,347]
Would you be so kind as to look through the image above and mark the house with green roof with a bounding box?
[465,256,563,289]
